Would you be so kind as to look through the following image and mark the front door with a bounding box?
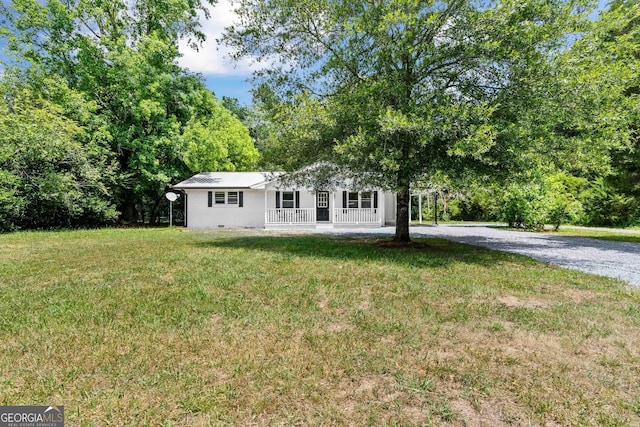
[316,191,330,222]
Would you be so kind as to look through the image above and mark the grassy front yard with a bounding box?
[551,227,640,244]
[1,228,639,425]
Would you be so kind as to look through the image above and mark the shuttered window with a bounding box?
[228,191,238,205]
[207,191,244,207]
[342,190,378,208]
[348,192,359,208]
[361,192,372,209]
[282,191,294,208]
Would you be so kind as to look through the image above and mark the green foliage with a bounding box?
[183,97,259,172]
[541,0,639,227]
[459,1,640,228]
[259,92,337,172]
[0,88,118,231]
[1,0,259,226]
[582,178,639,227]
[454,187,503,222]
[544,173,587,230]
[501,173,586,230]
[225,0,595,241]
[221,96,250,122]
[502,183,547,230]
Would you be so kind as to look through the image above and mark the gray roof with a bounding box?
[172,172,280,189]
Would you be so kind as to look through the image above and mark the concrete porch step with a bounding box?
[315,224,334,231]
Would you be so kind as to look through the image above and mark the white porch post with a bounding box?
[419,194,423,224]
[379,189,384,225]
[332,191,336,223]
[264,189,268,224]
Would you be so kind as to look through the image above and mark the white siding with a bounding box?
[185,189,265,228]
[183,186,397,228]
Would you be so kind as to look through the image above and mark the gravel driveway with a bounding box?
[324,224,640,287]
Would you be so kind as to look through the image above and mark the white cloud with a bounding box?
[177,0,257,76]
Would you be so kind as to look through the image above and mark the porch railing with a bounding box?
[333,208,380,224]
[266,208,316,224]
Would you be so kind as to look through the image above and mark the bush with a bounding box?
[502,184,547,230]
[501,173,586,230]
[455,187,503,222]
[544,173,586,230]
[582,178,639,226]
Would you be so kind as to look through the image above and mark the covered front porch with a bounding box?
[264,189,385,228]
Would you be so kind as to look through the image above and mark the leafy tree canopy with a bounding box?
[0,81,118,230]
[1,0,259,225]
[225,0,595,241]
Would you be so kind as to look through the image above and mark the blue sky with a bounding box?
[205,75,255,104]
[176,0,257,105]
[2,0,612,106]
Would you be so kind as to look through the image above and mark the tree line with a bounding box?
[1,0,638,237]
[0,0,258,231]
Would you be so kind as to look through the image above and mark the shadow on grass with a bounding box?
[194,233,528,269]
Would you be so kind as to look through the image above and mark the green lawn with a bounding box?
[1,228,639,425]
[551,227,640,244]
[498,225,640,244]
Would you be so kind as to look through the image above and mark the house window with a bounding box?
[227,191,238,205]
[343,190,377,209]
[208,191,243,207]
[361,191,372,209]
[282,191,295,208]
[348,192,359,208]
[215,192,225,204]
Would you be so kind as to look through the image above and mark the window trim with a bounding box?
[282,191,295,209]
[348,192,359,209]
[207,191,244,207]
[343,190,377,209]
[214,192,226,205]
[227,191,238,205]
[361,191,372,209]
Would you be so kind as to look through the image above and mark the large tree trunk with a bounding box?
[149,194,164,225]
[118,189,137,223]
[394,190,411,242]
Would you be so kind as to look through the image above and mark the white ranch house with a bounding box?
[172,171,397,229]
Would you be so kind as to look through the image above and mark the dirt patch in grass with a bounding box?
[562,288,600,302]
[498,295,548,309]
[451,399,512,427]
